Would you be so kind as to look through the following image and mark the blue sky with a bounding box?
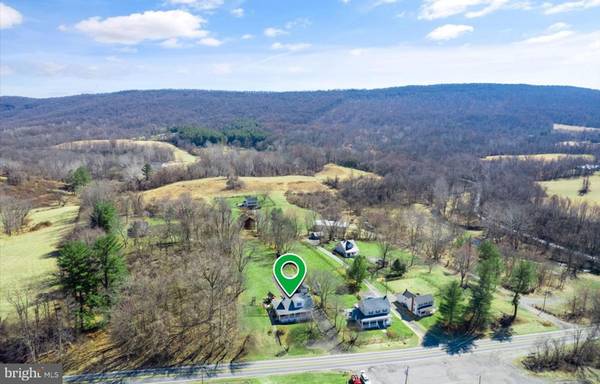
[1,0,599,97]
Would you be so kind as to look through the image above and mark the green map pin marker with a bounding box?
[273,253,307,297]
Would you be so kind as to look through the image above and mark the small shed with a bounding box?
[239,196,260,210]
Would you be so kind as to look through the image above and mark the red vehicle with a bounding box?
[349,375,362,384]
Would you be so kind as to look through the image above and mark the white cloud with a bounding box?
[199,37,223,46]
[548,22,570,32]
[167,0,225,10]
[544,0,600,14]
[39,62,68,76]
[285,18,311,30]
[341,0,351,4]
[523,30,574,44]
[160,38,183,48]
[0,64,14,76]
[118,46,138,53]
[231,8,244,17]
[74,10,207,45]
[264,27,288,37]
[0,2,23,29]
[521,22,575,44]
[271,42,312,51]
[212,62,232,75]
[419,0,517,20]
[427,24,474,41]
[241,34,254,40]
[287,66,307,73]
[373,0,398,6]
[350,48,365,56]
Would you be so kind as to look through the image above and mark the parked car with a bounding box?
[360,370,371,384]
[349,375,362,384]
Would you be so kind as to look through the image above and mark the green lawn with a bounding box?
[491,292,556,334]
[382,264,556,334]
[354,240,413,265]
[209,371,350,383]
[239,240,359,360]
[354,318,419,351]
[0,205,79,317]
[226,192,313,231]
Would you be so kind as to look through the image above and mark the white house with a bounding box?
[334,240,359,258]
[347,296,391,330]
[271,285,314,324]
[397,289,434,317]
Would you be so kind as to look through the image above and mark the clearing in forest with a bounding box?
[0,205,79,317]
[142,164,378,201]
[55,139,197,165]
[538,172,600,205]
[482,153,595,162]
[314,163,379,181]
[553,123,600,133]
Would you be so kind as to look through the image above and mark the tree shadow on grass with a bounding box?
[491,315,514,342]
[422,323,478,355]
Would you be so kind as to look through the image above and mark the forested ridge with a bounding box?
[2,84,600,154]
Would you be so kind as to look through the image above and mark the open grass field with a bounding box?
[55,139,197,165]
[0,205,79,317]
[144,175,330,201]
[314,164,379,181]
[143,164,378,202]
[210,371,350,383]
[539,172,600,205]
[482,153,595,162]
[553,123,600,133]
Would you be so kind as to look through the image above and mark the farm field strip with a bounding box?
[142,164,378,201]
[55,139,197,165]
[553,123,600,133]
[482,153,595,162]
[0,205,79,317]
[539,172,600,205]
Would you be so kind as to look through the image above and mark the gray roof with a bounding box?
[359,296,390,313]
[402,289,433,303]
[272,291,314,316]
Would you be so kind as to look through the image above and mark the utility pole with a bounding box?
[404,366,409,384]
[542,290,551,313]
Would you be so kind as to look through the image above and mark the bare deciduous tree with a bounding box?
[0,196,31,235]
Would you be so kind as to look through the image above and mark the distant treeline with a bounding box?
[170,119,268,148]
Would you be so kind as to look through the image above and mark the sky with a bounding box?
[0,0,599,97]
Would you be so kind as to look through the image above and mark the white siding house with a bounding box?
[397,289,434,317]
[334,240,359,258]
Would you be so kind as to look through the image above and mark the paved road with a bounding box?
[64,328,584,383]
